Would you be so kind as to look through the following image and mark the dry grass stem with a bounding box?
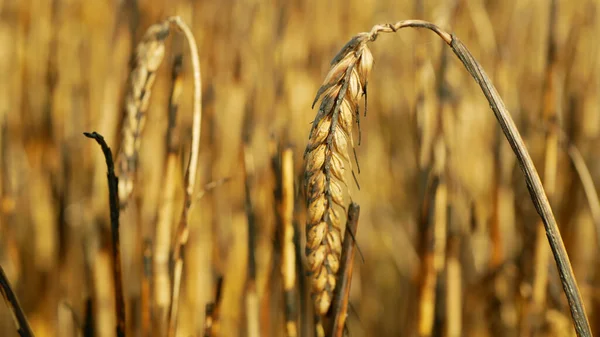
[330,203,360,337]
[278,147,299,337]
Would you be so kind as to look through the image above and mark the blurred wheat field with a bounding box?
[1,0,600,336]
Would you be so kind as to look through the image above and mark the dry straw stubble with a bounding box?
[304,33,373,317]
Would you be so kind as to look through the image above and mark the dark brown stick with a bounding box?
[0,265,35,337]
[84,131,126,337]
[330,203,360,337]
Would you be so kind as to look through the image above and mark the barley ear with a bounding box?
[304,33,373,317]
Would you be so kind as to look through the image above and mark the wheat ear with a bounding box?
[304,33,373,317]
[117,21,170,207]
[308,19,591,336]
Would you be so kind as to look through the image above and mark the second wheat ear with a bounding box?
[304,20,591,337]
[115,16,203,337]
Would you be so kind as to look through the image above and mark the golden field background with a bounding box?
[1,0,600,336]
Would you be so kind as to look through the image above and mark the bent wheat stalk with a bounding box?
[166,16,203,337]
[305,19,591,336]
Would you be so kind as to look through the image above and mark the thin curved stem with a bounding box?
[165,16,203,337]
[168,16,203,197]
[365,20,591,337]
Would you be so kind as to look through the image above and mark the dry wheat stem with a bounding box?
[166,16,203,337]
[116,20,170,207]
[331,203,360,337]
[312,19,590,336]
[279,148,299,337]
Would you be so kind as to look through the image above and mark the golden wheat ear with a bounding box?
[304,33,373,318]
[306,19,591,337]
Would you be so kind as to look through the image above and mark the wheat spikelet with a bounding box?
[117,20,170,207]
[304,33,373,316]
